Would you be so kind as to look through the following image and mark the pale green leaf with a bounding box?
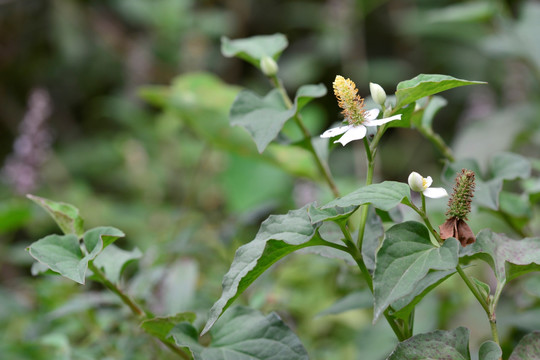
[479,341,503,360]
[509,331,540,360]
[460,229,540,283]
[387,327,471,360]
[28,234,87,284]
[489,152,531,181]
[373,221,459,322]
[322,181,411,212]
[27,194,84,237]
[230,84,326,153]
[93,245,142,284]
[202,206,325,334]
[317,290,373,317]
[221,34,288,67]
[140,313,196,343]
[395,74,485,109]
[174,306,309,360]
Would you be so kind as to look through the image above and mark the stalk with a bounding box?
[269,75,340,197]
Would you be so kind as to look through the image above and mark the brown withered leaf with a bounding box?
[439,218,476,247]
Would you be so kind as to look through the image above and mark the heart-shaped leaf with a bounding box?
[27,195,84,237]
[221,34,288,67]
[509,331,540,359]
[27,226,125,284]
[395,74,486,109]
[373,221,459,322]
[322,181,411,212]
[202,206,328,334]
[460,229,540,283]
[387,327,471,360]
[173,306,309,360]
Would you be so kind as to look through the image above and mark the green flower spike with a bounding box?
[439,169,476,246]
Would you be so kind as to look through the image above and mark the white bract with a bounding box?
[369,82,387,106]
[408,171,448,198]
[320,109,401,146]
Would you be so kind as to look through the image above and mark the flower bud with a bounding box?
[446,169,475,220]
[408,171,426,192]
[260,56,278,76]
[369,82,387,106]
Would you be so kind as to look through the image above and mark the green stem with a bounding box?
[338,223,408,341]
[88,262,192,359]
[269,75,340,198]
[356,138,374,249]
[407,200,443,244]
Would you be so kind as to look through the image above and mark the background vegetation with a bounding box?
[1,0,540,359]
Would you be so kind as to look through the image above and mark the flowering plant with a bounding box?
[25,33,540,360]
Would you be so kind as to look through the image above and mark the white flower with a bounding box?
[408,171,448,198]
[320,109,401,146]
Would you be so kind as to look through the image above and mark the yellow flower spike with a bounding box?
[322,75,402,146]
[333,75,367,126]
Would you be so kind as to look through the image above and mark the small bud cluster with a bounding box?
[446,169,475,220]
[333,75,367,126]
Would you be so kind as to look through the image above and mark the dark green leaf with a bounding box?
[395,74,485,109]
[221,34,288,67]
[322,181,411,212]
[373,221,459,322]
[387,327,471,360]
[202,206,325,334]
[27,195,84,237]
[509,331,540,360]
[460,229,540,283]
[174,306,309,360]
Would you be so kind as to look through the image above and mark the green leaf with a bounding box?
[93,245,142,284]
[27,195,84,237]
[489,152,531,181]
[509,331,540,360]
[472,277,491,302]
[83,226,125,252]
[27,227,125,284]
[479,341,503,360]
[221,34,289,67]
[28,234,88,284]
[395,74,485,109]
[230,84,326,153]
[387,327,471,360]
[322,181,411,212]
[373,221,459,322]
[202,206,325,334]
[307,203,356,223]
[174,306,309,360]
[140,313,196,343]
[460,229,540,283]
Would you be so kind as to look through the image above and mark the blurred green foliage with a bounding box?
[1,0,540,359]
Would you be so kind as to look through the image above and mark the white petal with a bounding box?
[424,176,433,189]
[321,125,352,138]
[408,172,424,192]
[423,187,448,199]
[335,126,367,146]
[364,114,402,127]
[364,109,380,120]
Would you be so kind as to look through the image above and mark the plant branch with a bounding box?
[88,262,192,359]
[269,75,340,197]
